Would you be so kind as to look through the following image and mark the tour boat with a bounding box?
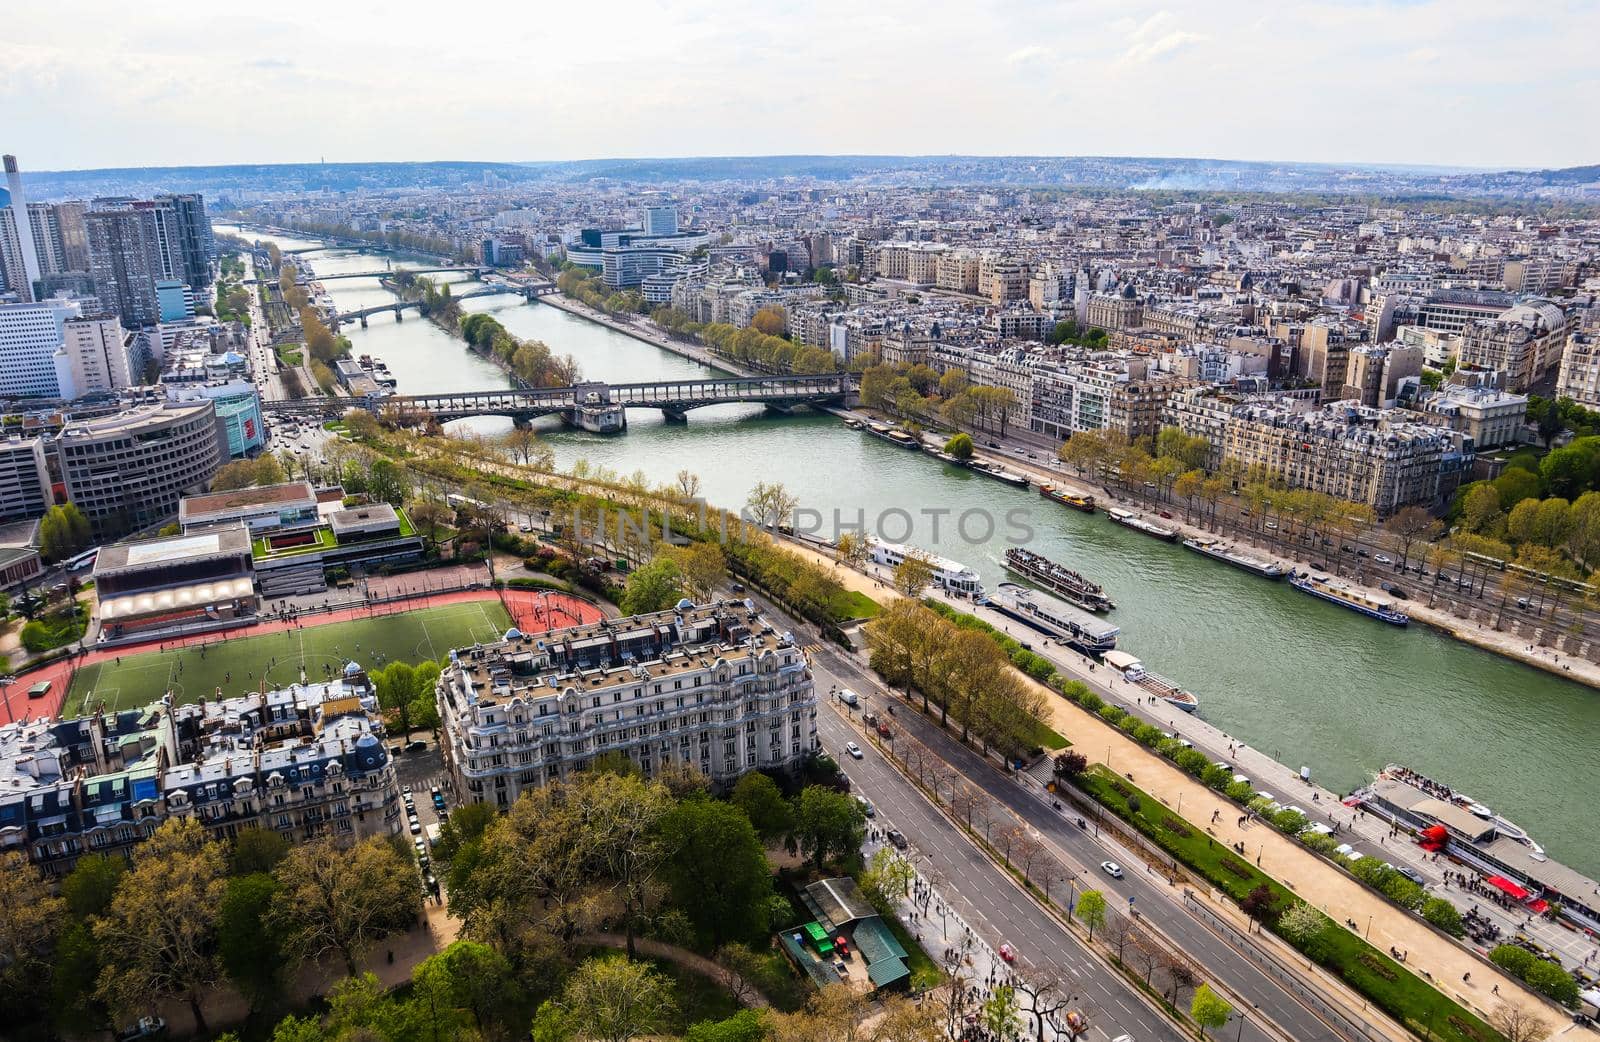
[984,582,1120,656]
[1002,547,1114,612]
[867,538,984,597]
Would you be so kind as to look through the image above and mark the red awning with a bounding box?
[1486,875,1531,900]
[1422,825,1449,841]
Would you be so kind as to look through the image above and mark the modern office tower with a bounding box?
[53,201,89,270]
[54,400,228,536]
[86,206,165,327]
[155,193,214,288]
[643,204,679,236]
[0,297,77,397]
[0,203,29,300]
[2,157,40,301]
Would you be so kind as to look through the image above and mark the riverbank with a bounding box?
[536,293,750,374]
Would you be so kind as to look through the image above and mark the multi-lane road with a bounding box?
[805,639,1357,1042]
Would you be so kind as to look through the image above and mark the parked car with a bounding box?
[115,1017,166,1041]
[854,795,876,818]
[1375,553,1394,565]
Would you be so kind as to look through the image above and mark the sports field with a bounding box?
[65,600,512,717]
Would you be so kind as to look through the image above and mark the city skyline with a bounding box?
[5,0,1599,171]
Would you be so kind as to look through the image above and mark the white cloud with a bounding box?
[1005,45,1054,66]
[0,0,1596,169]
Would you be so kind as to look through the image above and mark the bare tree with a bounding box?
[1013,968,1078,1042]
[1129,931,1162,986]
[1162,952,1199,1008]
[1102,911,1136,962]
[1488,1004,1552,1042]
[1015,830,1044,882]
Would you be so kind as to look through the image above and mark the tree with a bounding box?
[620,556,685,615]
[944,432,974,461]
[745,481,799,531]
[271,834,421,974]
[686,1009,769,1042]
[657,541,727,601]
[59,851,127,918]
[1075,889,1107,940]
[752,306,786,336]
[1386,505,1442,568]
[92,818,228,1033]
[793,785,866,871]
[731,772,795,845]
[892,552,936,597]
[1421,896,1465,937]
[501,427,555,471]
[835,531,870,572]
[0,850,65,1018]
[218,873,285,1011]
[979,984,1020,1042]
[1489,1003,1552,1042]
[1053,750,1089,780]
[555,954,676,1042]
[1190,983,1233,1039]
[38,503,92,562]
[1276,901,1328,947]
[584,773,674,960]
[412,939,517,1040]
[409,497,453,550]
[675,469,702,500]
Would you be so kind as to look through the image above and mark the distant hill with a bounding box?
[15,155,1599,202]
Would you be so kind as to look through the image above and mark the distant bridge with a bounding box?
[243,265,477,286]
[260,374,857,431]
[328,278,560,328]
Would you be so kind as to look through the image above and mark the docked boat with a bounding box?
[984,582,1119,656]
[968,460,1029,489]
[1182,537,1286,579]
[1039,485,1096,514]
[867,537,984,597]
[865,423,920,449]
[1289,572,1408,626]
[1102,651,1199,712]
[1003,547,1114,612]
[1106,507,1179,542]
[1347,764,1600,934]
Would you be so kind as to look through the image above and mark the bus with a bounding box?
[66,547,101,572]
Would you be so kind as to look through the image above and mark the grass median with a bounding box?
[1075,767,1501,1042]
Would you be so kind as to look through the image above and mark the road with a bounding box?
[806,643,1353,1042]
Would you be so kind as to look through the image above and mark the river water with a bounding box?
[224,227,1600,876]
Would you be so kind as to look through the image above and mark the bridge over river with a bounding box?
[261,374,857,431]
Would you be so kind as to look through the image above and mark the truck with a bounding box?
[425,822,443,850]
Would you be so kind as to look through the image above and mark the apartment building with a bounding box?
[1218,401,1469,513]
[1554,328,1600,409]
[437,602,818,807]
[1085,290,1143,330]
[936,250,980,294]
[0,436,53,522]
[1457,301,1575,392]
[978,255,1029,305]
[1417,381,1528,450]
[0,681,400,875]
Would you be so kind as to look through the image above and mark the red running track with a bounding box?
[0,589,604,727]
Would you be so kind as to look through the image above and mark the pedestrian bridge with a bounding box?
[261,374,857,431]
[329,283,541,327]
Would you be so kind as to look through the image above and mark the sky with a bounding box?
[4,0,1597,172]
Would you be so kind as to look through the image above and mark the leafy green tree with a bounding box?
[0,851,65,1022]
[553,954,676,1042]
[230,827,291,876]
[620,557,685,615]
[662,798,774,948]
[979,983,1020,1041]
[944,432,974,460]
[730,772,794,845]
[1421,896,1465,937]
[1076,889,1107,940]
[218,873,286,1010]
[891,552,936,597]
[92,818,228,1033]
[59,851,126,918]
[685,1009,769,1042]
[271,834,421,974]
[793,786,866,871]
[1191,983,1233,1039]
[431,800,497,864]
[376,661,419,739]
[412,939,518,1039]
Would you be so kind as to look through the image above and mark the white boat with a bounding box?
[867,537,983,597]
[984,582,1119,655]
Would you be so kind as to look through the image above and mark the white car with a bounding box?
[1375,553,1394,565]
[1100,860,1124,879]
[845,741,864,759]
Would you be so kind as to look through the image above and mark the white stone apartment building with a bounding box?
[437,602,818,807]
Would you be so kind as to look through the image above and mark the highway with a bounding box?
[806,643,1350,1042]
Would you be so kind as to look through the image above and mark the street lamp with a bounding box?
[1232,1010,1246,1042]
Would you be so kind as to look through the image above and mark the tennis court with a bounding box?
[65,600,512,716]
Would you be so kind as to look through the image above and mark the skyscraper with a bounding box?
[86,206,164,327]
[26,203,66,275]
[2,156,40,302]
[155,193,214,289]
[0,202,30,300]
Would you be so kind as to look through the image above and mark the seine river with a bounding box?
[224,227,1600,876]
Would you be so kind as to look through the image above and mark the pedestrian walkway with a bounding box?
[581,932,773,1008]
